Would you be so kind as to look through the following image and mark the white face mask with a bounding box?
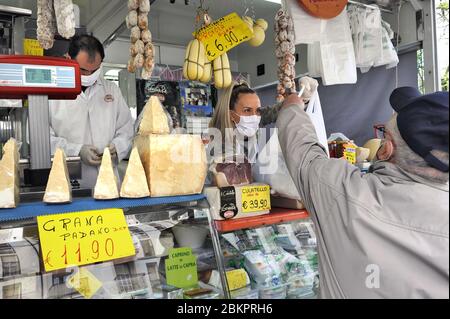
[234,114,261,137]
[81,66,102,87]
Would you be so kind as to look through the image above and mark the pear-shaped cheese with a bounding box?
[120,147,150,198]
[363,139,382,162]
[44,148,72,204]
[138,96,170,135]
[0,138,20,208]
[94,148,119,200]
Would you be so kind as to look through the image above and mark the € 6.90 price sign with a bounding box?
[37,209,135,272]
[241,185,271,213]
[195,12,254,61]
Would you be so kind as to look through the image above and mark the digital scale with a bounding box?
[0,55,81,186]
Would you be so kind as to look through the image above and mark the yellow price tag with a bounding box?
[37,209,136,272]
[195,12,254,61]
[344,149,356,165]
[226,269,249,291]
[23,38,44,56]
[241,185,271,213]
[66,267,103,299]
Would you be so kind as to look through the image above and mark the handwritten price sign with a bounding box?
[241,185,271,213]
[23,39,44,56]
[37,209,135,272]
[195,12,254,61]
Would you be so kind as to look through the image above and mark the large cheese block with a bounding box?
[93,148,119,200]
[120,147,150,198]
[138,96,170,135]
[44,148,72,204]
[135,134,207,197]
[0,138,20,208]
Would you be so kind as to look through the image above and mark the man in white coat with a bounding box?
[49,35,134,188]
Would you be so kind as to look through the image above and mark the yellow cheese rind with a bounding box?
[183,39,205,81]
[93,148,119,200]
[213,53,232,89]
[135,134,207,197]
[138,96,170,135]
[0,138,20,208]
[44,148,72,204]
[120,147,150,198]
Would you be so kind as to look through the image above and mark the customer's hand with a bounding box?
[79,145,102,166]
[282,94,305,110]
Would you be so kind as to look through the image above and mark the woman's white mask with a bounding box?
[234,114,261,137]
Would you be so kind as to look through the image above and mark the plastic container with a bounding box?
[172,224,209,249]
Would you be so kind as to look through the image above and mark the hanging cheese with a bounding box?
[120,147,150,198]
[135,134,207,197]
[93,148,119,200]
[138,96,170,135]
[248,25,266,47]
[213,53,232,89]
[199,55,212,83]
[183,39,206,81]
[0,138,20,209]
[44,148,72,204]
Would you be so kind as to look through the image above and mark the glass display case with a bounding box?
[0,198,227,299]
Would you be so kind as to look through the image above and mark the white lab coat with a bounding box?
[49,77,134,189]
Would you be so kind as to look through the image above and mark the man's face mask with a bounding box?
[233,113,261,137]
[81,66,102,87]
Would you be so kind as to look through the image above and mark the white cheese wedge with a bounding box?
[0,138,20,208]
[93,148,119,200]
[44,148,72,204]
[120,147,150,198]
[138,96,170,135]
[135,134,207,197]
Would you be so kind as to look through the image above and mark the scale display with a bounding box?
[25,68,53,84]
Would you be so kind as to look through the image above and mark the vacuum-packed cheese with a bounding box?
[0,138,20,208]
[94,148,119,200]
[120,147,150,198]
[138,96,170,135]
[135,134,207,197]
[44,148,72,204]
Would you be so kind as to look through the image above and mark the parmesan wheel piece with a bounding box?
[139,0,151,13]
[44,148,72,204]
[141,29,152,43]
[0,138,20,208]
[138,12,148,30]
[93,148,119,200]
[138,96,170,135]
[126,10,138,29]
[120,147,150,198]
[130,26,141,43]
[135,134,207,197]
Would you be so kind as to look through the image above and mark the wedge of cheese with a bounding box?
[44,148,72,204]
[138,96,170,135]
[0,138,20,208]
[93,148,119,200]
[135,134,207,197]
[120,147,150,198]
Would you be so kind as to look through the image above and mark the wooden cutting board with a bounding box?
[297,0,349,19]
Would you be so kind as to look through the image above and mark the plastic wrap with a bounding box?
[54,0,76,39]
[0,138,20,209]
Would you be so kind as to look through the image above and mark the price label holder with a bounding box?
[226,269,250,291]
[241,185,271,213]
[165,247,198,289]
[37,208,136,272]
[66,267,103,299]
[23,38,44,56]
[195,12,254,61]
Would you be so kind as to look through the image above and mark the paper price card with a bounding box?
[195,12,254,61]
[66,267,102,299]
[37,209,136,272]
[23,39,44,56]
[344,149,356,165]
[241,185,271,213]
[226,269,249,291]
[165,247,198,289]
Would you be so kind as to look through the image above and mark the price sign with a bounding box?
[241,185,271,213]
[23,38,44,56]
[195,12,254,61]
[226,269,249,291]
[37,209,136,272]
[165,248,198,289]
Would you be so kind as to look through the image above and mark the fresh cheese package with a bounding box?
[0,138,20,209]
[44,148,72,204]
[93,148,119,200]
[135,134,207,197]
[138,96,170,135]
[204,183,271,220]
[120,147,150,198]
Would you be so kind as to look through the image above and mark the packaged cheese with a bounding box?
[120,147,150,198]
[138,96,170,135]
[44,148,72,204]
[93,148,119,200]
[0,138,20,208]
[134,134,207,197]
